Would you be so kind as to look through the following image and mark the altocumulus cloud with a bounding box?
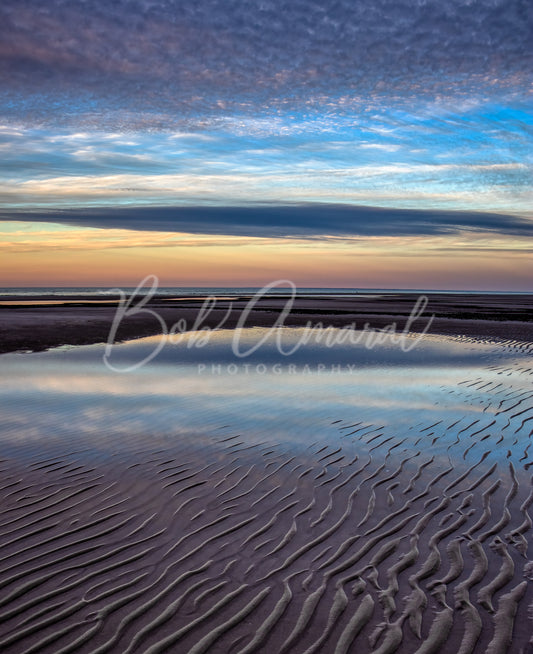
[0,0,531,127]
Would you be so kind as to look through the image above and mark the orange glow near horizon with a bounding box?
[0,221,531,291]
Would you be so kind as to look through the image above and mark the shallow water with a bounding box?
[0,328,527,458]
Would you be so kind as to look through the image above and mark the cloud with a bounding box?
[0,0,531,127]
[2,203,531,239]
[0,222,270,252]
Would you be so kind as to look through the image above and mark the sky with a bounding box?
[0,0,532,289]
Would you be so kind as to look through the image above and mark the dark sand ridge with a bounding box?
[0,332,532,652]
[0,292,532,354]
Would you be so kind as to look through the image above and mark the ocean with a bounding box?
[0,286,527,296]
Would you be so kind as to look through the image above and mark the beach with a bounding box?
[1,292,532,355]
[0,294,532,653]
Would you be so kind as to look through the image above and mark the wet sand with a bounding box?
[0,292,532,354]
[0,307,532,653]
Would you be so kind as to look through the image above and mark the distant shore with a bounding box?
[1,291,532,355]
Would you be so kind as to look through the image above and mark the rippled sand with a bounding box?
[0,330,531,653]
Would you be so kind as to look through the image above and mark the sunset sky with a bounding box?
[0,0,531,289]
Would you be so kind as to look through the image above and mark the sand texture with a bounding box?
[0,324,532,653]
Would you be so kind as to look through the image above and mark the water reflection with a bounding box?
[0,329,527,470]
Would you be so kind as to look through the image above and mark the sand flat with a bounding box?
[0,328,531,653]
[1,292,532,354]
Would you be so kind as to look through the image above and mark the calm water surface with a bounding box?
[0,328,529,468]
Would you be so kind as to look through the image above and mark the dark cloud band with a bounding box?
[3,204,531,238]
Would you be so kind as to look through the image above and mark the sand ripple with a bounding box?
[0,337,532,652]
